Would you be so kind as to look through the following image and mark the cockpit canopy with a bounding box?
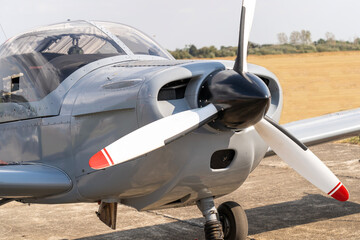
[0,20,172,122]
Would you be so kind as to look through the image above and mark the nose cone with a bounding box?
[198,69,271,131]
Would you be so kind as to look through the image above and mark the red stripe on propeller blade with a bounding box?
[103,148,114,165]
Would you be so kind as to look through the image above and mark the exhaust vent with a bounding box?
[157,78,191,101]
[210,149,235,169]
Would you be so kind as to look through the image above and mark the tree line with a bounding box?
[169,30,360,59]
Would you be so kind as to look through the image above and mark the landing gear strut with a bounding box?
[96,201,118,229]
[197,198,248,240]
[197,197,224,240]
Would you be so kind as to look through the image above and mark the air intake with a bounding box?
[157,78,191,101]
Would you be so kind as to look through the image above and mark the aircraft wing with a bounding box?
[282,108,360,147]
[0,164,72,199]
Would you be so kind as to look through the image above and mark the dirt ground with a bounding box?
[0,143,359,240]
[248,51,360,123]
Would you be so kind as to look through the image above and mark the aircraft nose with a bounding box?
[198,69,271,131]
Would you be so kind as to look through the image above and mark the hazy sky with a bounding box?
[0,0,359,50]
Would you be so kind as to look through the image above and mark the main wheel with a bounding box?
[218,201,248,240]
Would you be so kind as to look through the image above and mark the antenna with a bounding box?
[0,23,8,41]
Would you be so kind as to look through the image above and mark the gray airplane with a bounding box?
[0,1,359,239]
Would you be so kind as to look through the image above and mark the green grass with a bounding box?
[338,136,360,145]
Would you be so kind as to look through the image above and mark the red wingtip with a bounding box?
[89,151,109,170]
[330,184,349,202]
[0,160,8,165]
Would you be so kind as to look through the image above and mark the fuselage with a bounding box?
[0,21,282,211]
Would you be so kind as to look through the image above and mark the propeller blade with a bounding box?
[234,0,257,73]
[89,104,218,170]
[254,116,349,201]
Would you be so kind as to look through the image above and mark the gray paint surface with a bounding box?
[0,164,72,198]
[0,55,283,209]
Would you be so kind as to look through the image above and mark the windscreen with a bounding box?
[0,21,126,122]
[0,20,172,122]
[94,21,173,59]
[0,21,125,103]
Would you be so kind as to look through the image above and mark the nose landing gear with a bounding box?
[218,201,248,240]
[197,198,248,240]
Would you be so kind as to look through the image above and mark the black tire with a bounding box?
[218,201,248,240]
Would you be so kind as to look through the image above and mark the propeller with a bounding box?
[89,104,218,169]
[89,0,349,202]
[254,117,349,201]
[234,0,256,73]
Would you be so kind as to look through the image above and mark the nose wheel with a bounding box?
[198,198,248,240]
[218,201,248,240]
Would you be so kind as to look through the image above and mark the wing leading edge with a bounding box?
[282,108,360,147]
[0,164,72,199]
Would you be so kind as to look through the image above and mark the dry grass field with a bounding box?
[218,51,360,124]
